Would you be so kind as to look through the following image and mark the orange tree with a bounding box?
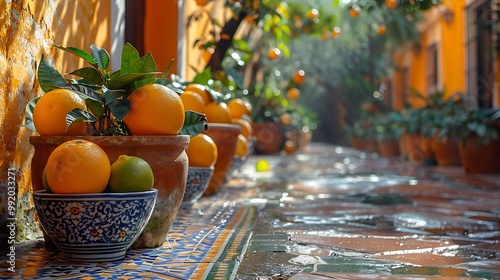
[187,0,441,143]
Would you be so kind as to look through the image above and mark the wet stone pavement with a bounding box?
[229,143,500,279]
[3,142,500,279]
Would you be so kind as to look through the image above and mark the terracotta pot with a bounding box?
[376,139,400,157]
[30,135,189,249]
[252,122,284,155]
[351,138,368,151]
[459,138,500,174]
[403,133,434,165]
[203,123,241,196]
[433,137,461,166]
[398,137,409,159]
[366,139,378,153]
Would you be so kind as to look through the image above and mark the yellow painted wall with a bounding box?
[440,0,466,99]
[0,0,111,241]
[407,34,428,108]
[144,0,179,75]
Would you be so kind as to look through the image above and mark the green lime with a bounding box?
[42,166,52,193]
[109,155,154,193]
[255,159,270,172]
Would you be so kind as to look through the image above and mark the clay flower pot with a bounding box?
[252,122,284,155]
[459,137,500,174]
[433,137,461,166]
[30,135,189,249]
[203,123,241,196]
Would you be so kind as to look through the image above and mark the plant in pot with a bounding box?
[421,92,465,166]
[24,43,207,249]
[450,107,500,174]
[373,111,402,157]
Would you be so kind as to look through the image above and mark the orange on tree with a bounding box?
[307,9,319,19]
[203,47,215,64]
[385,0,397,10]
[124,83,185,135]
[287,87,301,101]
[186,134,218,167]
[44,139,111,194]
[185,83,213,105]
[332,26,341,37]
[235,134,249,157]
[231,118,253,139]
[204,101,232,123]
[267,47,281,60]
[180,91,205,114]
[377,24,387,35]
[33,88,87,136]
[109,155,154,193]
[280,113,292,126]
[349,5,360,18]
[195,0,209,7]
[292,70,306,85]
[228,98,251,119]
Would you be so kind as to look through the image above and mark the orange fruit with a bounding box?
[186,134,218,167]
[196,0,209,6]
[280,113,291,126]
[109,155,154,193]
[267,48,281,60]
[185,83,212,105]
[33,88,87,136]
[307,9,319,19]
[292,70,306,85]
[349,5,360,17]
[322,32,330,41]
[377,24,387,35]
[235,134,249,157]
[283,140,296,154]
[203,47,214,63]
[232,118,253,139]
[45,139,110,194]
[385,0,397,9]
[332,26,341,37]
[124,83,185,135]
[228,98,251,119]
[287,88,301,100]
[204,101,232,123]
[181,91,205,114]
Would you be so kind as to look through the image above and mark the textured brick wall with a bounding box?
[0,0,110,244]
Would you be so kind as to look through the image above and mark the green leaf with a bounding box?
[108,99,130,120]
[103,88,125,105]
[154,77,172,87]
[68,67,104,86]
[68,78,102,90]
[179,111,208,137]
[38,54,68,92]
[90,44,110,70]
[65,84,102,102]
[55,45,97,67]
[192,68,213,84]
[107,72,159,90]
[121,43,141,74]
[66,108,97,131]
[85,99,105,119]
[130,52,157,74]
[20,97,40,132]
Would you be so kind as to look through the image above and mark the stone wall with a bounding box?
[0,0,111,246]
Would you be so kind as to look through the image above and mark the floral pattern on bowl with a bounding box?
[33,189,157,262]
[182,167,214,205]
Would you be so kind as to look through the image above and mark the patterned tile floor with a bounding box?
[2,143,500,279]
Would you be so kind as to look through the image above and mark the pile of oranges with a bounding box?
[43,139,154,194]
[181,83,253,167]
[33,84,185,194]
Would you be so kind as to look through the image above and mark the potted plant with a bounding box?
[373,111,402,157]
[421,92,464,166]
[451,107,500,174]
[25,43,206,249]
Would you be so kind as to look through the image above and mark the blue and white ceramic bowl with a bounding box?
[33,189,157,262]
[182,167,214,205]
